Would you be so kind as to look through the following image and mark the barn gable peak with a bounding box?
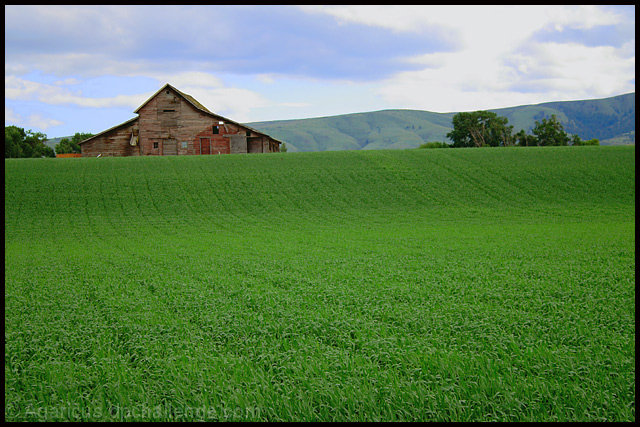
[133,83,282,144]
[133,83,196,114]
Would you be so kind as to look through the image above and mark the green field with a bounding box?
[4,146,635,421]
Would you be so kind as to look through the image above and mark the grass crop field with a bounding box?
[4,146,635,421]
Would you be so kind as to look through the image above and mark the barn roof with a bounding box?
[78,117,138,145]
[171,87,212,114]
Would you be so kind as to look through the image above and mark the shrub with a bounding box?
[419,141,450,149]
[571,135,600,146]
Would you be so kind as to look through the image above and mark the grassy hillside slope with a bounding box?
[492,92,636,143]
[248,93,635,151]
[4,147,635,421]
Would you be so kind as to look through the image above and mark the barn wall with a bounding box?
[248,137,263,153]
[81,121,139,157]
[138,87,233,155]
[247,136,279,153]
[229,134,248,154]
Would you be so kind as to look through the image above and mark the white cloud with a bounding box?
[257,74,276,84]
[26,114,63,130]
[298,5,634,112]
[147,71,225,90]
[5,107,63,130]
[507,41,636,96]
[300,5,624,36]
[5,107,22,124]
[276,102,311,108]
[53,78,81,86]
[5,72,273,123]
[375,39,635,112]
[5,52,166,79]
[5,75,152,109]
[186,87,270,122]
[548,5,624,30]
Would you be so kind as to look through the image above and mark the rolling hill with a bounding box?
[247,92,635,152]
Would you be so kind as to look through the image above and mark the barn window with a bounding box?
[163,109,175,112]
[246,131,251,137]
[153,142,159,149]
[213,125,219,134]
[181,141,187,149]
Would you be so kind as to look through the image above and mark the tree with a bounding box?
[531,114,569,146]
[447,111,514,147]
[570,134,599,146]
[4,126,54,158]
[5,126,26,158]
[24,130,54,157]
[419,141,450,149]
[55,132,93,154]
[280,142,288,153]
[71,132,94,146]
[55,138,75,154]
[514,129,538,147]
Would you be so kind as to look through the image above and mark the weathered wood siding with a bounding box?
[81,121,139,157]
[137,86,265,156]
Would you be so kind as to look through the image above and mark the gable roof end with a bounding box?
[133,83,283,144]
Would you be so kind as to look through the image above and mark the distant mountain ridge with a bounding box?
[247,92,635,152]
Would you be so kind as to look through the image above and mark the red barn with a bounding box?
[79,83,282,157]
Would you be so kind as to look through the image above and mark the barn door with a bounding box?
[200,137,211,155]
[162,139,177,156]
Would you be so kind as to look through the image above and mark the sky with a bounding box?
[4,5,636,138]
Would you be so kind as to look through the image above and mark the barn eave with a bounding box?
[79,117,139,145]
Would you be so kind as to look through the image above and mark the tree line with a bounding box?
[421,111,599,148]
[5,114,600,158]
[5,126,93,158]
[54,133,94,154]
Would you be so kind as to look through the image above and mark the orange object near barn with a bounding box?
[55,153,83,158]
